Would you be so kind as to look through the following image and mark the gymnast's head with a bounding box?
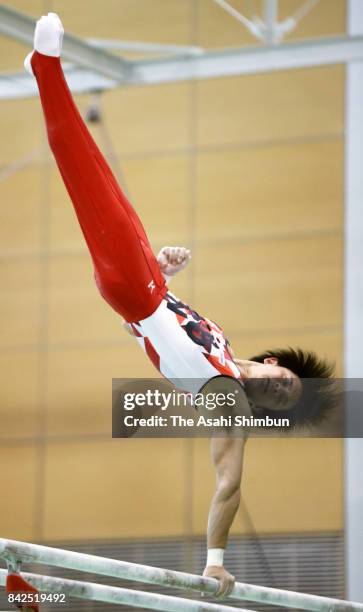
[236,347,337,428]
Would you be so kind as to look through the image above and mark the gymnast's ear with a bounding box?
[263,356,278,365]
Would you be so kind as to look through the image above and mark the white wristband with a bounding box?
[206,548,224,567]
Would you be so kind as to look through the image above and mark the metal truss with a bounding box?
[1,3,363,99]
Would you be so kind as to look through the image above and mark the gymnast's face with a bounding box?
[240,357,302,411]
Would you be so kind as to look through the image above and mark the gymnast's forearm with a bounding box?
[207,481,241,550]
[206,435,245,561]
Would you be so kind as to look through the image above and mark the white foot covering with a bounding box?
[24,51,34,75]
[34,12,64,56]
[24,12,64,74]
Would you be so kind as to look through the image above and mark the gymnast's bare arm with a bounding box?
[203,436,247,596]
[203,434,248,597]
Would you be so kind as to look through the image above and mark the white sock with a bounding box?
[34,12,64,57]
[24,13,64,76]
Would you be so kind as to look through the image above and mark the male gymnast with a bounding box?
[24,13,336,599]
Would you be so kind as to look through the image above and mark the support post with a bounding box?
[264,0,278,44]
[344,0,363,603]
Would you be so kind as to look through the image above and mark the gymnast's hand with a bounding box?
[157,246,191,278]
[203,565,236,598]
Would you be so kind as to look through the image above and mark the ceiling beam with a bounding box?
[129,34,363,85]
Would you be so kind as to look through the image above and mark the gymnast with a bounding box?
[25,13,336,599]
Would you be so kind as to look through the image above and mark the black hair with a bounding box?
[248,347,338,429]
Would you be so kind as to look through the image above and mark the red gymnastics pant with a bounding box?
[31,51,167,323]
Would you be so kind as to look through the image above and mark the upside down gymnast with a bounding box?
[25,13,337,599]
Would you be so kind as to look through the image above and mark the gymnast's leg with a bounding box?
[26,13,166,323]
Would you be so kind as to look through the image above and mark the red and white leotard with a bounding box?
[128,291,241,392]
